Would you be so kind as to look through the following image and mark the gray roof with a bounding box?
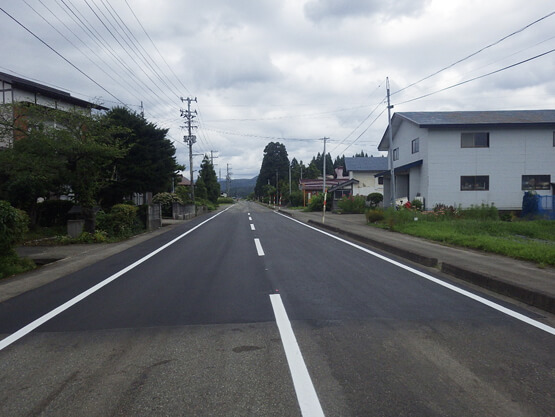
[344,156,388,172]
[379,110,555,150]
[0,71,107,110]
[398,110,555,126]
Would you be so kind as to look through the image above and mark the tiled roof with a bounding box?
[344,156,388,172]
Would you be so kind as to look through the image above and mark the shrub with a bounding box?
[307,193,331,212]
[217,196,235,204]
[460,203,499,221]
[0,200,29,253]
[289,191,304,207]
[365,208,385,223]
[410,199,423,211]
[338,195,367,214]
[96,204,140,238]
[153,192,183,217]
[367,193,384,208]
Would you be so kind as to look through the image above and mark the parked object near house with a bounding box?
[378,110,555,210]
[344,156,388,197]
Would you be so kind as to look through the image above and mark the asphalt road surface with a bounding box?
[0,201,553,416]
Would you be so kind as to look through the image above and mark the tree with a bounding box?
[100,107,183,206]
[255,142,289,197]
[354,150,368,157]
[306,160,321,179]
[0,104,126,231]
[197,156,220,203]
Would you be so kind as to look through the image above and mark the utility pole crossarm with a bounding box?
[180,97,198,206]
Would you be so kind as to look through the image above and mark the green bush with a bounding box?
[410,199,423,211]
[96,204,141,238]
[338,195,366,213]
[0,200,34,279]
[367,193,383,208]
[0,200,29,253]
[460,203,499,221]
[307,193,331,212]
[217,197,235,204]
[153,192,182,217]
[289,190,303,207]
[365,208,385,223]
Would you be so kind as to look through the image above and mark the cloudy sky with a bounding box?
[1,0,554,179]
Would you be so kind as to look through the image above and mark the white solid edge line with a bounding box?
[270,294,325,417]
[254,238,265,256]
[0,207,233,351]
[250,224,256,231]
[275,212,555,336]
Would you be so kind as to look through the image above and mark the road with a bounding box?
[0,200,553,416]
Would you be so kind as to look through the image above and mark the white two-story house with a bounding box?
[377,110,555,210]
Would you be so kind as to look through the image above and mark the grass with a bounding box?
[371,208,555,266]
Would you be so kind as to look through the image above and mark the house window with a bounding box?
[461,132,489,148]
[393,147,399,161]
[461,176,489,191]
[411,138,419,154]
[522,175,550,190]
[378,177,384,185]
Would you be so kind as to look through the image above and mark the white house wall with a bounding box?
[349,171,384,196]
[427,128,554,210]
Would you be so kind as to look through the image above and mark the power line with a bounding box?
[392,10,555,96]
[396,48,555,106]
[0,6,125,106]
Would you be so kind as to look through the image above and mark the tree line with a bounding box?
[254,141,369,204]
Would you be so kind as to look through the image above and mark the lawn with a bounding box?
[371,208,555,266]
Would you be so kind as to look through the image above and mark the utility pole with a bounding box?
[210,150,219,166]
[386,78,396,208]
[289,160,291,197]
[226,164,232,197]
[322,137,329,223]
[181,97,198,205]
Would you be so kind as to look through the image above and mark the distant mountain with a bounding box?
[219,176,257,198]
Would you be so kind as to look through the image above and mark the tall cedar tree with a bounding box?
[255,142,289,197]
[100,107,183,206]
[197,156,220,203]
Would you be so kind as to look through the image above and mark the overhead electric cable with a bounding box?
[396,48,555,106]
[0,6,125,105]
[393,10,555,96]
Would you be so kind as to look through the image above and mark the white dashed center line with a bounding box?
[254,238,265,256]
[250,224,256,231]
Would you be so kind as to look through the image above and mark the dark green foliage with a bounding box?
[0,200,34,279]
[289,190,304,207]
[338,195,366,213]
[409,198,423,211]
[307,193,332,212]
[217,197,235,204]
[36,200,74,227]
[96,204,141,238]
[0,200,29,253]
[365,209,385,223]
[367,193,383,208]
[460,204,499,220]
[255,142,289,197]
[153,192,182,217]
[195,177,208,201]
[305,160,321,179]
[100,107,183,206]
[197,156,220,203]
[175,185,193,205]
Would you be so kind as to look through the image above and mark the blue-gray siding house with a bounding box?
[377,110,555,210]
